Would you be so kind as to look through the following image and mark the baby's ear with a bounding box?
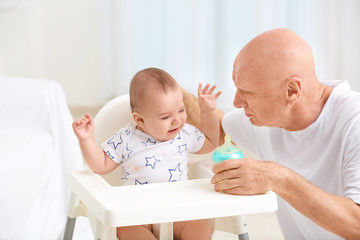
[132,111,145,127]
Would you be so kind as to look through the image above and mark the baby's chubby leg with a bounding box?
[173,219,213,240]
[117,224,156,240]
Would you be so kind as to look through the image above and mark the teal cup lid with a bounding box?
[212,135,244,163]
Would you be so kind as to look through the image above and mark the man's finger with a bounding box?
[212,159,243,173]
[214,178,243,191]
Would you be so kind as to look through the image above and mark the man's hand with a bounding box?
[211,158,281,195]
[211,158,360,239]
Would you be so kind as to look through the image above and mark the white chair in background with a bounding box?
[64,94,278,240]
[0,77,83,240]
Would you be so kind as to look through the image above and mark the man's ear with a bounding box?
[132,111,145,128]
[286,77,302,104]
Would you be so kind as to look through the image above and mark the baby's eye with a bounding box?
[161,116,169,120]
[179,108,185,113]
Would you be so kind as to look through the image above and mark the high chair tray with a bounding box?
[69,170,278,227]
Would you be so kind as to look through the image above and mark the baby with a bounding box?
[73,67,221,240]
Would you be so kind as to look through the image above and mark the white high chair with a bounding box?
[64,94,278,240]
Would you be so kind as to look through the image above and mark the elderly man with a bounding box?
[183,28,360,239]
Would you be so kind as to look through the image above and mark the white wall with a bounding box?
[0,0,105,106]
[0,1,359,107]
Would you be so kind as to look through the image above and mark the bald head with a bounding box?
[234,28,317,90]
[232,29,331,131]
[129,68,179,112]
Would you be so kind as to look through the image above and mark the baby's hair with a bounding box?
[129,67,179,112]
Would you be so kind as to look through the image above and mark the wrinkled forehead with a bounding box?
[232,52,286,95]
[232,48,263,84]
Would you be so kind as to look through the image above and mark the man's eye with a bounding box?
[161,116,169,120]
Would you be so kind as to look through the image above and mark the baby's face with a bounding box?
[138,88,187,141]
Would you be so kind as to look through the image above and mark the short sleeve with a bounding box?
[343,119,360,204]
[101,124,135,164]
[182,124,205,153]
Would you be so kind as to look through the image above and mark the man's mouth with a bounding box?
[245,112,251,117]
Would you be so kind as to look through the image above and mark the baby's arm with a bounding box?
[72,113,118,174]
[195,83,222,154]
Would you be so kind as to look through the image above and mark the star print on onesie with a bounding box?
[141,138,157,146]
[177,144,188,156]
[195,129,204,141]
[105,150,115,160]
[121,167,130,181]
[168,163,183,182]
[135,179,148,185]
[145,156,161,169]
[107,132,123,149]
[170,132,181,144]
[101,123,205,186]
[123,142,133,158]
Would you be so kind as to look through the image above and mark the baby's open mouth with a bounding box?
[168,127,178,133]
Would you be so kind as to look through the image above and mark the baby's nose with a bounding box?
[172,115,181,124]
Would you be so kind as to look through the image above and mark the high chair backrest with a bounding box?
[94,94,134,144]
[93,94,134,186]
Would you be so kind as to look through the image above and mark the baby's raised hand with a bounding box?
[198,83,222,112]
[72,113,95,141]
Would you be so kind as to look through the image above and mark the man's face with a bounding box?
[232,59,288,128]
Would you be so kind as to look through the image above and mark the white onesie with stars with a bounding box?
[101,123,205,186]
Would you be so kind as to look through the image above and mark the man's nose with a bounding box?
[233,90,247,108]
